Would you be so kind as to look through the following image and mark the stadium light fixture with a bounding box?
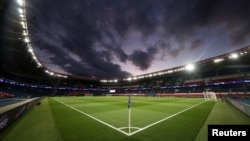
[133,77,138,80]
[16,0,25,6]
[49,72,54,76]
[32,55,38,61]
[37,63,42,67]
[100,80,107,83]
[28,48,33,53]
[18,8,23,14]
[23,30,28,36]
[240,51,247,55]
[166,70,173,74]
[20,21,27,29]
[45,70,49,74]
[19,13,25,18]
[58,74,68,78]
[158,72,163,75]
[214,58,224,63]
[24,37,30,43]
[229,53,238,59]
[127,77,132,81]
[185,64,195,71]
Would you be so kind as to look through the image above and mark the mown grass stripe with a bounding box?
[0,98,62,141]
[53,97,206,136]
[53,98,130,136]
[128,101,206,136]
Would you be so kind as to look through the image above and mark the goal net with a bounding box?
[203,91,217,101]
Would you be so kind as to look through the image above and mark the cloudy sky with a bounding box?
[26,0,250,79]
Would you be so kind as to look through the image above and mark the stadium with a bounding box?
[1,0,250,141]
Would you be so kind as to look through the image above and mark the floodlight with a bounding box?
[167,70,173,73]
[23,30,28,36]
[28,48,33,53]
[185,64,195,71]
[32,55,37,60]
[19,14,25,18]
[37,63,42,67]
[101,80,107,83]
[20,21,26,29]
[127,77,132,81]
[18,8,23,14]
[240,51,247,55]
[214,58,224,63]
[24,37,30,43]
[229,53,238,59]
[133,77,137,80]
[16,0,24,6]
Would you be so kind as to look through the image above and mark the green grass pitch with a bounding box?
[1,96,250,141]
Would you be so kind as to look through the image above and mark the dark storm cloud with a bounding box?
[215,0,250,45]
[161,0,250,46]
[190,39,203,50]
[103,44,128,63]
[27,0,250,78]
[129,47,158,70]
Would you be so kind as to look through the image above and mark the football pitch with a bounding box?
[1,96,250,141]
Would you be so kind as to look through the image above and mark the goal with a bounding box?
[203,91,217,101]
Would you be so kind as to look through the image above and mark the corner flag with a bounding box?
[128,95,131,108]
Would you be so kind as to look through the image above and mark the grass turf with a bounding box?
[0,97,62,141]
[0,96,249,141]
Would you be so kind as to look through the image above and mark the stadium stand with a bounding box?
[0,46,250,119]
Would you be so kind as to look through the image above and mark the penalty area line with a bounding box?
[52,98,129,136]
[128,101,206,136]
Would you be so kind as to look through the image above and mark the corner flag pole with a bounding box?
[128,94,131,134]
[129,104,131,134]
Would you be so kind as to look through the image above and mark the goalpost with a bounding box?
[203,91,217,101]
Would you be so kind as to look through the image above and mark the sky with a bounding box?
[25,0,250,79]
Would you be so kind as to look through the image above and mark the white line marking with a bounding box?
[53,98,129,136]
[53,98,205,136]
[128,101,205,136]
[119,127,142,130]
